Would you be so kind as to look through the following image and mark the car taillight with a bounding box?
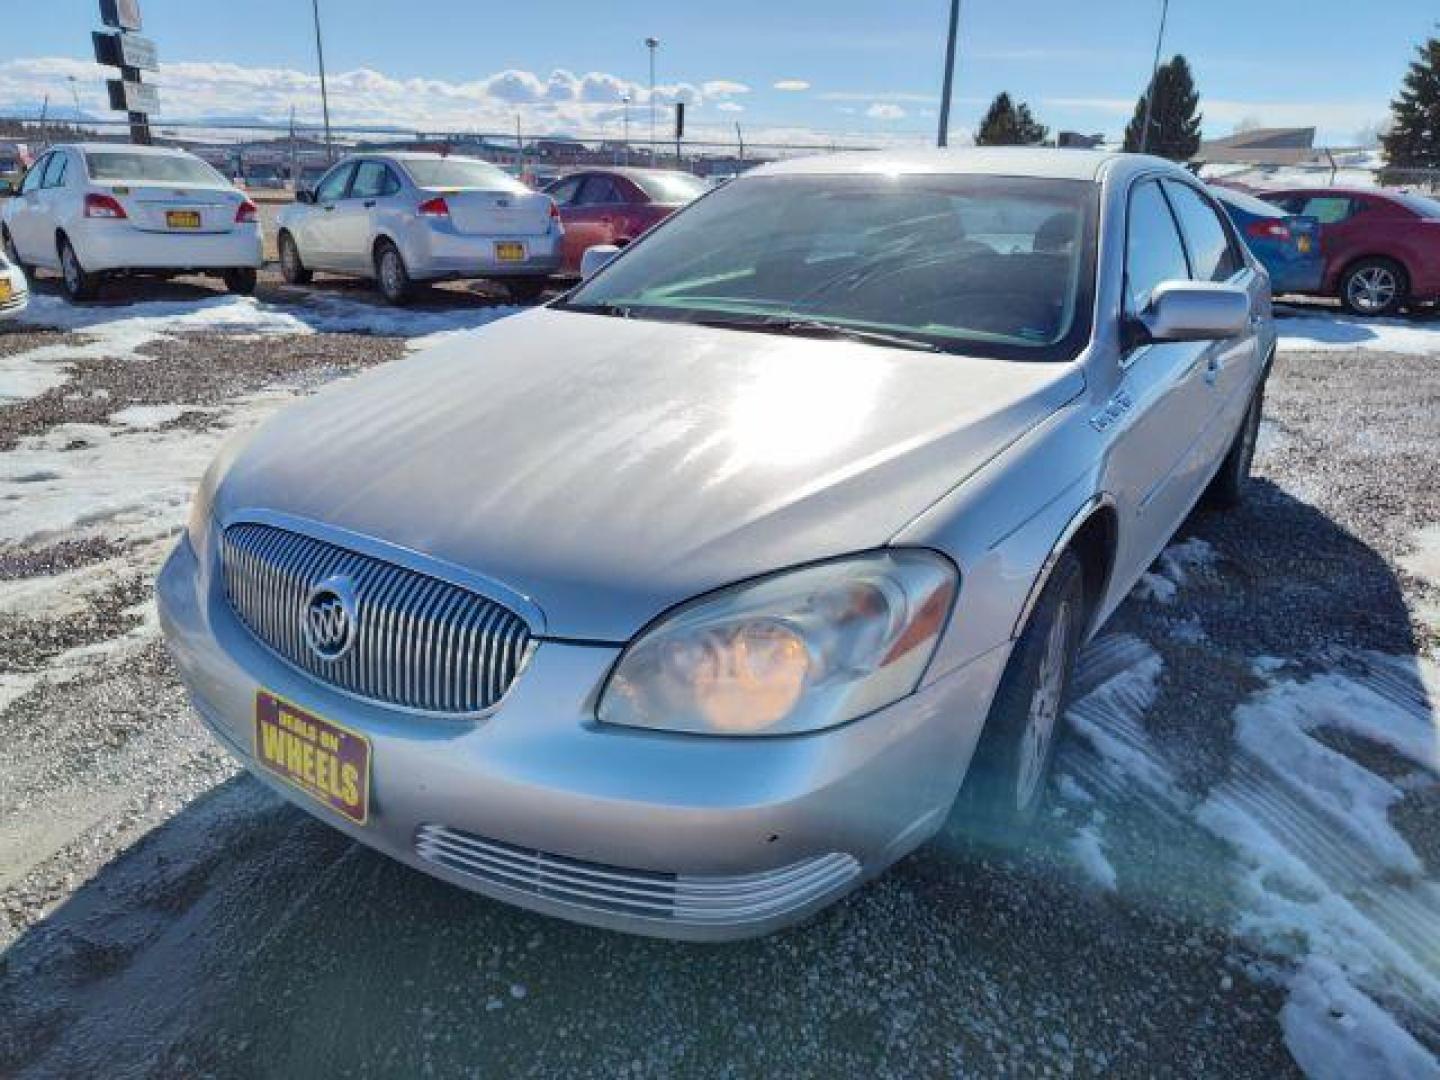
[84,193,128,219]
[1245,219,1290,241]
[549,199,560,219]
[235,200,258,223]
[416,196,449,218]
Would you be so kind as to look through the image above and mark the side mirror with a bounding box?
[296,189,316,205]
[1134,281,1250,343]
[579,244,621,280]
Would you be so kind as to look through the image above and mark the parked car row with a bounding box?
[1213,181,1440,317]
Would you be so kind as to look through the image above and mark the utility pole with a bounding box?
[311,0,333,161]
[937,0,961,147]
[621,93,631,165]
[645,37,659,156]
[1139,0,1170,154]
[735,121,744,163]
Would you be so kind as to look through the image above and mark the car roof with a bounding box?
[57,142,202,157]
[748,147,1178,183]
[1262,186,1389,199]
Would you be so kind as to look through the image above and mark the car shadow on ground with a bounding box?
[0,482,1432,1077]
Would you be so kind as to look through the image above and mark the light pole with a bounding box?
[311,0,334,161]
[621,93,631,164]
[936,0,961,147]
[67,76,82,124]
[645,37,659,156]
[1139,0,1170,154]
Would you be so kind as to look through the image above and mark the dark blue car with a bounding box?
[1210,185,1324,295]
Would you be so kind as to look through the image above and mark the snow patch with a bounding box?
[1130,538,1218,605]
[1400,525,1440,590]
[109,404,187,429]
[1277,311,1440,357]
[1069,823,1117,892]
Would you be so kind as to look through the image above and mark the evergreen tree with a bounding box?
[975,92,1049,146]
[1382,32,1440,168]
[1123,55,1202,160]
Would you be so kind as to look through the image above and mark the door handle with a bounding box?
[322,204,335,212]
[363,199,376,208]
[1204,356,1222,385]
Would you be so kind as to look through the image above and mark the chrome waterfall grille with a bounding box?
[220,523,533,714]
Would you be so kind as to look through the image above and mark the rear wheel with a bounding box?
[278,231,312,285]
[222,267,257,295]
[57,236,100,301]
[1340,257,1407,317]
[953,551,1085,836]
[1205,379,1265,509]
[374,240,411,305]
[502,277,549,304]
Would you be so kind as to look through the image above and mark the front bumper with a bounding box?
[72,221,263,273]
[157,533,1008,940]
[0,267,26,319]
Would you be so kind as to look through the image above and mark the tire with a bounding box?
[57,236,100,301]
[278,231,312,285]
[954,551,1086,835]
[1,226,26,274]
[502,277,549,304]
[1339,257,1408,317]
[222,267,257,295]
[374,240,411,305]
[1205,379,1265,509]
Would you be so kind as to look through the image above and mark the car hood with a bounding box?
[213,308,1083,641]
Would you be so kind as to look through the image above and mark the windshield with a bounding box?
[562,173,1098,361]
[402,157,526,193]
[634,171,708,204]
[84,151,226,185]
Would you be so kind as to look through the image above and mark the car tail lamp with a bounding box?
[549,199,560,219]
[1245,219,1290,241]
[235,200,259,224]
[416,196,450,218]
[84,193,128,219]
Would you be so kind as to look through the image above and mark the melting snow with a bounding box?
[1276,312,1440,357]
[1131,537,1218,605]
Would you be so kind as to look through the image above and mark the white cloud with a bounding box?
[773,79,811,92]
[820,90,935,104]
[715,102,745,113]
[866,103,907,120]
[702,80,750,98]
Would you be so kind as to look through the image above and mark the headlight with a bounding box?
[598,550,957,736]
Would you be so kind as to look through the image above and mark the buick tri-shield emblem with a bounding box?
[303,576,358,661]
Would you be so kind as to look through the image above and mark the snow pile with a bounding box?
[1132,537,1218,604]
[1276,311,1440,357]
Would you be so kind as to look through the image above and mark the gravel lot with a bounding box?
[0,270,1436,1079]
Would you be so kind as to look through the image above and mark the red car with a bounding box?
[1260,187,1440,316]
[544,168,708,276]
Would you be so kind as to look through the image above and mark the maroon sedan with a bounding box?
[544,168,708,276]
[1260,187,1440,316]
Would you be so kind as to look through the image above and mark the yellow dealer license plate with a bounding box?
[166,210,201,229]
[0,280,10,302]
[254,690,371,825]
[495,241,525,262]
[1296,234,1313,254]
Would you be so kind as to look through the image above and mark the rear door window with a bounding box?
[42,152,69,189]
[1163,180,1241,281]
[1125,179,1191,313]
[576,176,623,206]
[21,154,49,194]
[350,161,398,199]
[546,176,583,206]
[1296,196,1355,224]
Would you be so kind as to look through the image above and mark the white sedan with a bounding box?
[0,244,27,320]
[0,143,262,301]
[276,152,562,304]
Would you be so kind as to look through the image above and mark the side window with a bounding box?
[1297,196,1353,224]
[1125,180,1190,314]
[1162,180,1240,282]
[350,161,393,199]
[545,176,582,206]
[20,154,49,194]
[315,162,355,203]
[576,176,621,206]
[43,153,69,189]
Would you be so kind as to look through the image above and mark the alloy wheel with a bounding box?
[1347,266,1397,314]
[1016,598,1072,811]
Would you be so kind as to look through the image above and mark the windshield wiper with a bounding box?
[693,313,940,353]
[560,300,634,318]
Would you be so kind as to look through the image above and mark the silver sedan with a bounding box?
[276,152,562,304]
[160,148,1273,940]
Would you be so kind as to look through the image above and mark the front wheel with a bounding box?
[953,551,1085,835]
[374,240,411,305]
[2,226,26,274]
[58,236,100,301]
[1340,257,1407,317]
[222,267,257,295]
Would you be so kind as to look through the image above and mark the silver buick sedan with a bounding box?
[159,148,1274,940]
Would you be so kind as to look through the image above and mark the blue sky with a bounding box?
[1,1,1433,146]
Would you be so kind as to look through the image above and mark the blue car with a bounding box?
[1209,185,1324,295]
